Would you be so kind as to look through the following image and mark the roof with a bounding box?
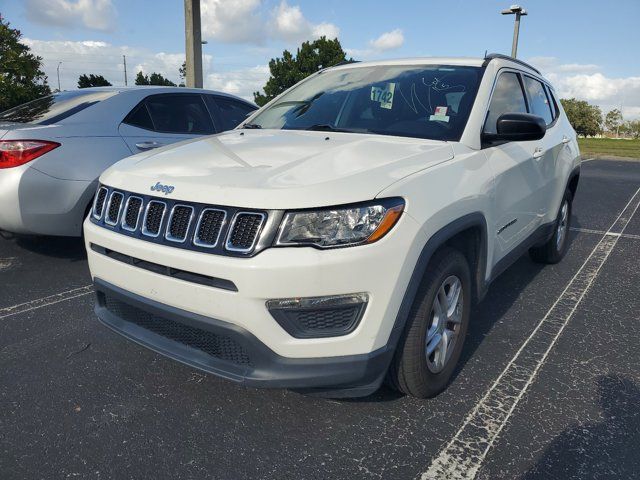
[327,55,543,77]
[61,86,255,104]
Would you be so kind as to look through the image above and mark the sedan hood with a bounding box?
[101,129,454,209]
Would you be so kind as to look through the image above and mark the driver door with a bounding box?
[484,71,546,262]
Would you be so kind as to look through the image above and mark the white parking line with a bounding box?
[570,227,640,240]
[423,185,640,480]
[0,285,94,320]
[0,257,17,272]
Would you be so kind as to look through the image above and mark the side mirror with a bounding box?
[482,112,546,145]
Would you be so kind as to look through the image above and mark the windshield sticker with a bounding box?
[429,105,450,122]
[371,83,396,109]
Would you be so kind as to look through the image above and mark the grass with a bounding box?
[578,137,640,159]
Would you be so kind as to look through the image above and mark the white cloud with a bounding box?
[271,1,340,42]
[199,0,338,45]
[528,57,640,119]
[23,38,190,90]
[346,29,405,59]
[24,0,117,31]
[201,0,265,44]
[205,65,269,101]
[369,29,404,51]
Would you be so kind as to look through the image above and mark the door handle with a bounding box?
[533,147,544,159]
[135,141,163,151]
[562,136,571,144]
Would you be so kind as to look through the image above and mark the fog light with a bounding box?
[266,293,369,339]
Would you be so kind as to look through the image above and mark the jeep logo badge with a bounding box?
[150,182,174,195]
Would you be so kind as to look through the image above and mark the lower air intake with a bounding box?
[103,295,252,366]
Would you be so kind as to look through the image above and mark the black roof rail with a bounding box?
[482,53,541,75]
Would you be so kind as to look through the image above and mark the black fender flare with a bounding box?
[385,212,489,354]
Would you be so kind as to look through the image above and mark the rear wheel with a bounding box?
[529,189,572,264]
[388,248,471,398]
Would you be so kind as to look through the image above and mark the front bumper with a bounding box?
[95,279,393,396]
[85,209,426,393]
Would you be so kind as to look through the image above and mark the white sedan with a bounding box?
[0,87,256,236]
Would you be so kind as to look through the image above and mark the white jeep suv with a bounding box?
[84,54,580,398]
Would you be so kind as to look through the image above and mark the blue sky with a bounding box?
[2,0,639,117]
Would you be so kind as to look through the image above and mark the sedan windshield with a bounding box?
[248,65,482,141]
[0,90,117,125]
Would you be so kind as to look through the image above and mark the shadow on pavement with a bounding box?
[13,234,86,261]
[523,374,640,479]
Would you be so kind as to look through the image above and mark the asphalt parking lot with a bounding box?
[1,158,639,480]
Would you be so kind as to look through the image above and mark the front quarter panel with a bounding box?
[377,144,496,283]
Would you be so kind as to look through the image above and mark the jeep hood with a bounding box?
[101,129,454,209]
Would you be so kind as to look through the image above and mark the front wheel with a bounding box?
[387,248,471,398]
[529,190,573,264]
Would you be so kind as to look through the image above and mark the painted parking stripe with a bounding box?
[570,227,640,240]
[0,257,17,272]
[0,285,94,320]
[423,186,640,480]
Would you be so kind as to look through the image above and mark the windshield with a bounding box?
[0,90,117,125]
[248,65,482,141]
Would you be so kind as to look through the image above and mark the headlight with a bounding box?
[275,198,404,248]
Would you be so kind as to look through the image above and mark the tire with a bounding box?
[388,247,472,398]
[529,189,572,264]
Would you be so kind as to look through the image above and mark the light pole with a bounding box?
[56,62,62,91]
[501,5,527,58]
[184,0,203,88]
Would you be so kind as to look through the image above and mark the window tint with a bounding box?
[524,76,553,125]
[484,72,527,134]
[213,97,256,131]
[124,103,154,130]
[0,90,116,124]
[142,94,214,134]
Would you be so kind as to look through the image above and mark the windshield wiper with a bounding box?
[242,123,262,129]
[305,124,351,133]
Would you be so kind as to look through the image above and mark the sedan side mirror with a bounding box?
[482,112,546,145]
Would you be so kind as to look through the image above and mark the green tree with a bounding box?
[560,98,602,137]
[625,120,640,139]
[253,36,353,106]
[0,15,51,111]
[135,71,176,86]
[604,108,623,136]
[77,73,112,88]
[178,61,186,87]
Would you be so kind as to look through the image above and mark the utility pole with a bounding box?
[56,62,62,91]
[123,55,128,86]
[501,5,527,58]
[184,0,203,88]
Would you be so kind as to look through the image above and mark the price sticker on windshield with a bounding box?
[371,83,396,109]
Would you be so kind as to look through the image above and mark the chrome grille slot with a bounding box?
[105,191,124,226]
[121,196,143,231]
[226,212,266,253]
[193,208,226,248]
[142,200,167,237]
[92,186,108,220]
[165,205,194,243]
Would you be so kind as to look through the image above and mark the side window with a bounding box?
[124,103,154,130]
[212,97,257,131]
[143,94,214,134]
[484,72,528,134]
[523,76,553,125]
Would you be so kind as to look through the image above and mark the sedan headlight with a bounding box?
[275,198,404,248]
